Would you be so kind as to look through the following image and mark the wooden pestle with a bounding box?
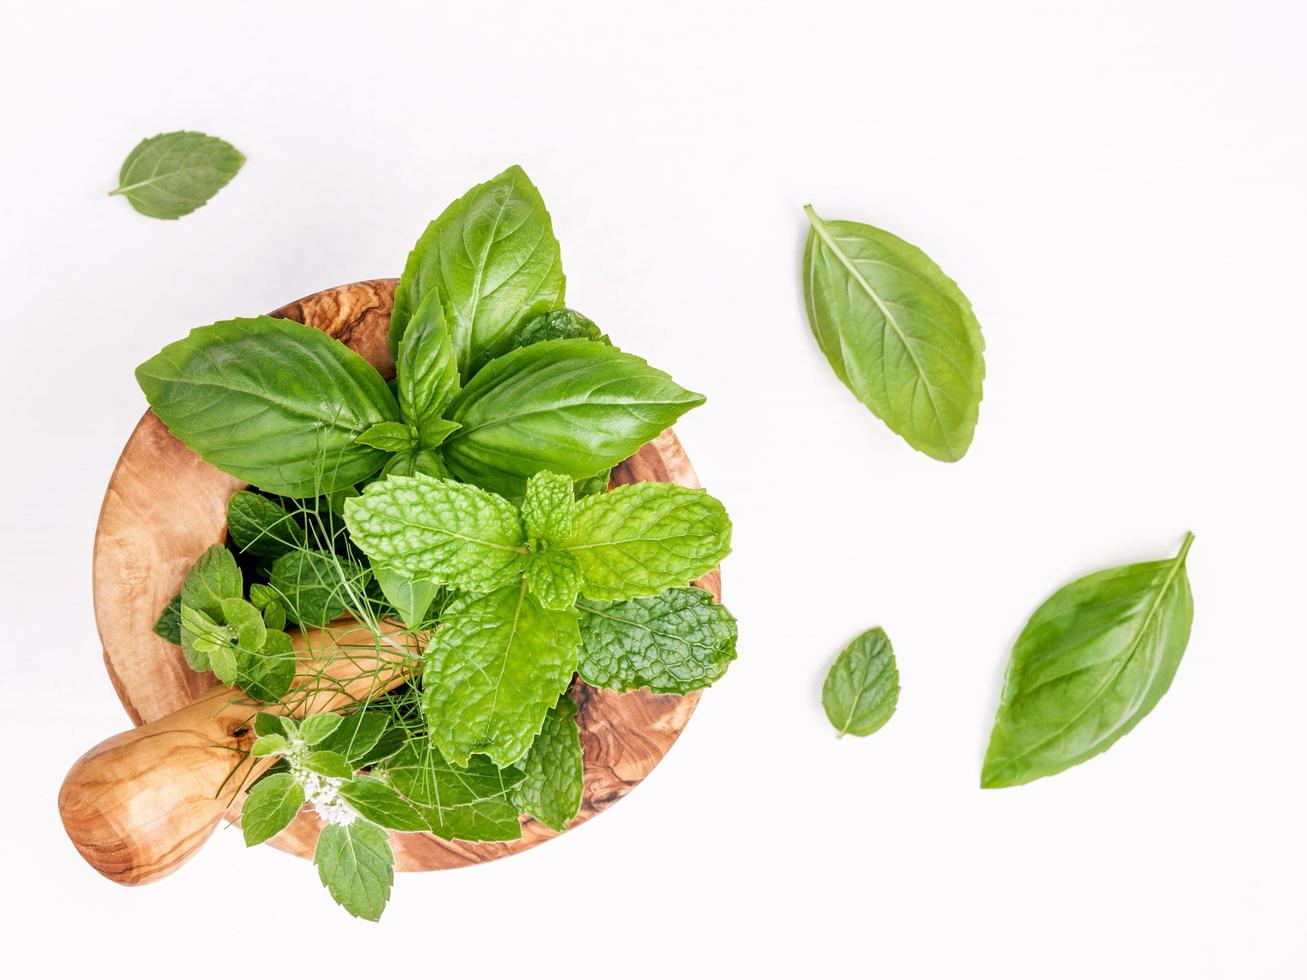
[60,620,417,886]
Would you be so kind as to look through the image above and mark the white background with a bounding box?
[2,0,1303,975]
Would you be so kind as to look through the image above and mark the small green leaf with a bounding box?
[237,630,296,703]
[111,131,244,220]
[242,773,304,846]
[227,492,305,558]
[822,627,900,737]
[371,561,437,628]
[269,550,368,627]
[261,600,286,632]
[521,470,577,543]
[356,421,418,453]
[253,712,283,737]
[209,643,238,685]
[300,713,345,746]
[250,734,289,757]
[396,290,462,442]
[304,751,354,779]
[515,693,583,832]
[577,587,738,694]
[314,821,394,921]
[338,777,427,832]
[566,482,732,600]
[180,545,242,622]
[152,594,183,645]
[222,597,267,652]
[513,308,610,348]
[179,603,226,671]
[317,711,390,765]
[525,550,584,610]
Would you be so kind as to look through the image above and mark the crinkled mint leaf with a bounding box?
[152,594,183,645]
[226,492,305,558]
[513,308,610,349]
[268,550,368,627]
[386,739,526,842]
[521,470,576,543]
[317,710,390,765]
[343,474,526,592]
[525,550,584,610]
[110,131,244,220]
[577,586,738,694]
[515,693,583,832]
[424,584,579,767]
[822,627,900,737]
[181,545,242,622]
[314,821,394,921]
[237,629,296,702]
[338,777,427,832]
[242,772,304,846]
[567,483,732,600]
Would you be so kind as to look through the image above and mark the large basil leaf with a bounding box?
[396,290,461,446]
[982,534,1196,788]
[390,165,565,374]
[343,474,527,592]
[445,340,704,499]
[821,627,900,737]
[314,821,393,921]
[386,740,526,843]
[423,584,580,767]
[577,586,737,694]
[136,317,400,496]
[802,207,985,462]
[566,483,732,600]
[514,693,584,832]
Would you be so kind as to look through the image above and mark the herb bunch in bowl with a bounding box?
[137,166,738,919]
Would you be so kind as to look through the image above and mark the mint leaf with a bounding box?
[317,711,390,765]
[338,777,427,832]
[242,773,304,846]
[253,712,283,737]
[222,597,266,652]
[343,474,527,592]
[179,603,226,672]
[397,290,462,443]
[386,740,526,842]
[152,594,183,645]
[982,534,1195,788]
[226,492,305,558]
[803,206,985,462]
[822,627,900,738]
[515,693,583,832]
[390,164,565,374]
[514,308,610,349]
[424,584,580,767]
[180,545,242,622]
[268,550,367,627]
[110,131,244,220]
[314,821,394,921]
[250,734,289,757]
[566,483,732,600]
[300,713,345,746]
[370,561,437,628]
[355,421,418,453]
[525,551,584,611]
[237,630,296,702]
[304,751,354,779]
[577,587,738,694]
[521,470,576,543]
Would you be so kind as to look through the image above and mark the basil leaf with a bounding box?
[390,164,565,374]
[566,483,732,600]
[268,550,368,627]
[386,740,525,843]
[227,492,305,558]
[524,551,584,611]
[180,544,242,622]
[521,470,576,544]
[242,773,304,847]
[802,206,985,462]
[338,777,427,832]
[136,317,400,496]
[343,474,527,592]
[982,534,1196,788]
[110,131,244,220]
[152,594,183,645]
[381,448,451,480]
[445,340,704,499]
[822,627,900,737]
[355,421,417,453]
[577,587,738,694]
[514,693,583,832]
[396,290,461,444]
[513,308,610,348]
[424,584,580,767]
[317,711,390,765]
[314,821,394,921]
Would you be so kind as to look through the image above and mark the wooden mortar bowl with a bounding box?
[92,279,719,871]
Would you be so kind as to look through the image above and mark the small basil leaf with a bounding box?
[381,448,451,479]
[110,131,244,220]
[396,290,461,439]
[355,421,418,453]
[821,627,900,737]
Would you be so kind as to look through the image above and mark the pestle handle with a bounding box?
[59,621,414,886]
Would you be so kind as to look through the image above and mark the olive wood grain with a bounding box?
[81,279,718,876]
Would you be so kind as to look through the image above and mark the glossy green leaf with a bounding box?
[396,290,461,443]
[241,773,304,847]
[982,534,1196,788]
[445,340,704,499]
[343,474,527,591]
[390,165,565,374]
[226,492,305,558]
[338,777,427,832]
[317,711,390,765]
[136,317,400,496]
[300,712,345,746]
[355,421,417,453]
[803,206,985,461]
[382,448,452,480]
[513,308,609,348]
[566,482,732,600]
[371,561,437,628]
[314,821,394,921]
[514,693,583,832]
[577,587,738,694]
[424,583,580,767]
[386,739,526,843]
[110,131,244,219]
[152,594,183,645]
[822,627,900,737]
[268,550,367,627]
[180,545,242,622]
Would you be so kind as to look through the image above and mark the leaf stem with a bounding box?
[1175,531,1196,565]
